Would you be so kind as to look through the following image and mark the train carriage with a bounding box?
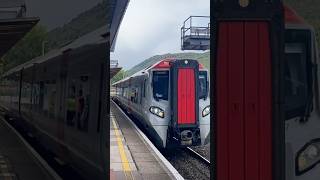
[214,3,320,179]
[284,6,320,179]
[0,27,108,180]
[112,58,210,148]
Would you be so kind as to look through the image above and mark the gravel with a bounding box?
[164,148,210,180]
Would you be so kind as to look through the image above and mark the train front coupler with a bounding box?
[169,126,201,146]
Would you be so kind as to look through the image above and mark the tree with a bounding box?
[111,69,126,84]
[1,24,48,72]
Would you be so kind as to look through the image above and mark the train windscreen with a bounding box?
[199,71,208,99]
[284,43,309,120]
[152,71,169,101]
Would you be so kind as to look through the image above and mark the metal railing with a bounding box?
[181,16,210,49]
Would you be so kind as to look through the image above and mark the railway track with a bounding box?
[164,147,210,180]
[185,147,211,166]
[113,100,211,179]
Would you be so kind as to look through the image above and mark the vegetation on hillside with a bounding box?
[111,69,126,84]
[111,51,210,83]
[0,0,108,73]
[112,0,320,83]
[0,25,47,73]
[46,0,108,50]
[125,51,210,76]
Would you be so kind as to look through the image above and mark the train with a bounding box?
[0,27,108,180]
[214,3,320,180]
[112,58,210,148]
[283,6,320,180]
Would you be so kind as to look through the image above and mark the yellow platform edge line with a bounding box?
[111,117,134,180]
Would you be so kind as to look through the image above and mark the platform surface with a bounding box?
[0,117,56,180]
[110,101,178,180]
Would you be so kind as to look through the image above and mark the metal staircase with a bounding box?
[181,16,210,51]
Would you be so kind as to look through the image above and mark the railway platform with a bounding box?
[0,110,60,180]
[110,100,183,180]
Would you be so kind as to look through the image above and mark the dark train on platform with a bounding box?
[0,28,108,180]
[112,58,211,148]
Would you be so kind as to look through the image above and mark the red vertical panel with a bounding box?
[177,68,195,124]
[244,22,260,180]
[228,22,244,180]
[217,22,230,180]
[259,22,272,180]
[178,69,185,124]
[187,69,196,124]
[217,21,272,180]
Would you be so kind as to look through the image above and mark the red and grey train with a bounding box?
[214,3,320,180]
[112,58,210,148]
[283,7,320,179]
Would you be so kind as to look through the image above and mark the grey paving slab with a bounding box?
[127,145,150,153]
[141,173,175,180]
[135,161,167,174]
[110,102,175,180]
[131,152,157,162]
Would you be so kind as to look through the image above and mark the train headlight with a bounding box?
[202,106,210,117]
[149,106,164,118]
[296,140,320,175]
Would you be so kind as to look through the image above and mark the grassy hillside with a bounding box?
[121,1,320,79]
[0,0,108,73]
[46,0,108,50]
[125,51,210,76]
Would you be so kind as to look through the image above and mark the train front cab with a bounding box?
[285,13,320,180]
[150,59,210,148]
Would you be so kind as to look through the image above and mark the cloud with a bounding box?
[111,0,210,69]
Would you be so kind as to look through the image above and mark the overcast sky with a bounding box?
[25,0,102,30]
[111,0,210,70]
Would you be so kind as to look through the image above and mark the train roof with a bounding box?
[284,5,312,30]
[1,26,107,78]
[112,58,207,86]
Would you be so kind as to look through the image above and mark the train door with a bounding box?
[128,78,132,112]
[213,1,285,180]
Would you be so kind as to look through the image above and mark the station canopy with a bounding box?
[0,0,39,58]
[109,0,129,52]
[108,0,129,79]
[0,18,39,58]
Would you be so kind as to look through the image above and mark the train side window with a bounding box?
[65,76,90,132]
[42,81,57,118]
[199,71,208,99]
[152,71,169,101]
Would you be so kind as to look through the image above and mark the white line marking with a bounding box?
[111,100,184,180]
[0,118,62,180]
